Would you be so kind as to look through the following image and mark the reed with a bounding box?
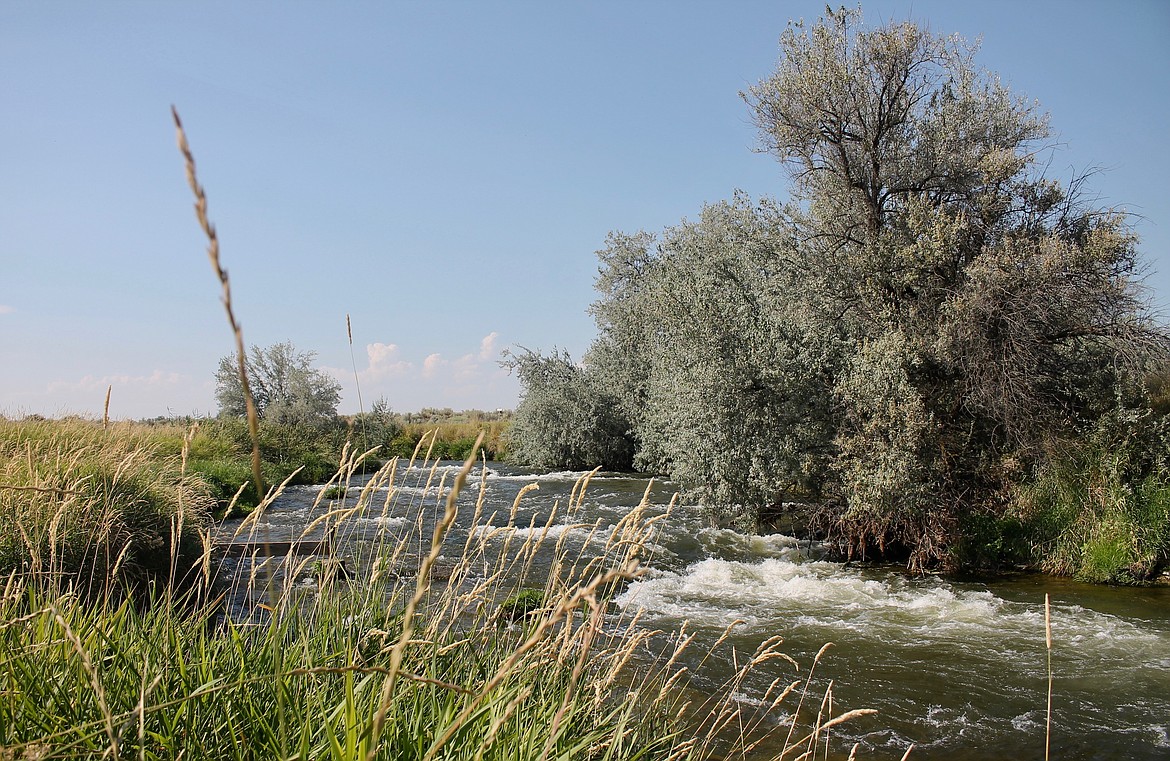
[172,106,265,502]
[0,430,873,759]
[0,417,213,597]
[1045,593,1053,761]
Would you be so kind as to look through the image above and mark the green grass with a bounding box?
[0,417,213,596]
[388,421,510,461]
[134,414,512,513]
[1016,424,1170,584]
[0,582,679,761]
[0,421,871,760]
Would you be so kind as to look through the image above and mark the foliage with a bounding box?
[506,6,1170,575]
[216,341,342,426]
[1017,406,1170,583]
[0,571,682,761]
[181,417,341,511]
[388,423,510,462]
[498,588,545,622]
[588,197,841,509]
[1145,361,1170,417]
[502,348,635,471]
[348,396,405,455]
[345,402,511,462]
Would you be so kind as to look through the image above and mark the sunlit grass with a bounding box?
[0,417,213,597]
[0,421,872,760]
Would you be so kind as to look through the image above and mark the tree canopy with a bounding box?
[215,342,341,427]
[507,7,1169,573]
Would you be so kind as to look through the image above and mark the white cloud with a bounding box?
[322,342,415,385]
[422,353,445,378]
[327,332,518,412]
[452,352,484,382]
[0,305,14,315]
[477,331,499,361]
[364,342,413,381]
[46,370,183,393]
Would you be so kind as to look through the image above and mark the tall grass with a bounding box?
[173,106,265,500]
[0,430,873,759]
[1018,419,1170,584]
[388,419,511,461]
[0,417,213,597]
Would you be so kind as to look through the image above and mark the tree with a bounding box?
[741,7,1166,568]
[588,195,842,513]
[215,342,341,426]
[502,349,634,472]
[508,7,1168,572]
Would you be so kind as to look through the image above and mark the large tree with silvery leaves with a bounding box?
[510,7,1167,571]
[743,6,1164,567]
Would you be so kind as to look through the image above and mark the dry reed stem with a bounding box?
[366,433,484,760]
[171,106,264,500]
[1045,593,1053,761]
[423,560,638,761]
[806,680,834,758]
[0,484,79,496]
[346,313,366,419]
[539,594,606,761]
[781,642,834,751]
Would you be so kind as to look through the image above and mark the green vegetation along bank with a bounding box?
[0,416,866,760]
[505,7,1170,584]
[131,409,509,514]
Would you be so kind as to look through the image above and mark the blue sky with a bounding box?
[2,1,1168,419]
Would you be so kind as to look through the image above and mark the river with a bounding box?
[222,460,1170,760]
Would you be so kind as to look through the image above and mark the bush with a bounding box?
[498,588,545,622]
[503,349,635,471]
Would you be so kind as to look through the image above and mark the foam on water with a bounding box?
[471,521,614,545]
[353,515,409,529]
[485,469,596,483]
[694,526,803,559]
[616,555,1170,660]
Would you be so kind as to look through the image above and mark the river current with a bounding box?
[223,461,1170,760]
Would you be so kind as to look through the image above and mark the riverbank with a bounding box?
[0,417,870,760]
[221,458,1170,759]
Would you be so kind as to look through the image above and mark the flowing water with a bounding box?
[223,462,1170,760]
